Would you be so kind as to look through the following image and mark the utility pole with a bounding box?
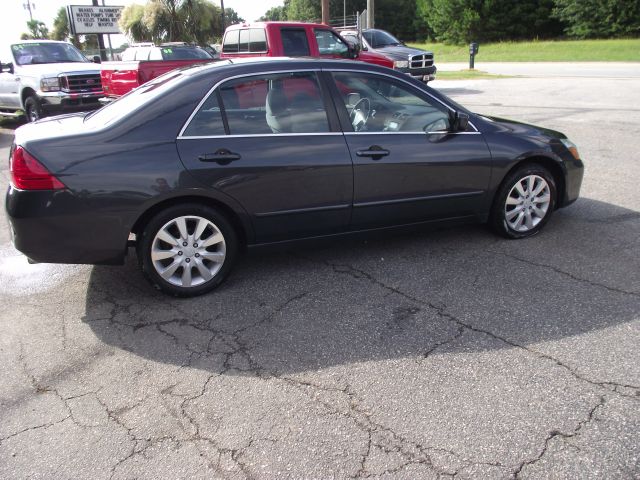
[23,1,35,21]
[367,0,374,29]
[92,0,107,61]
[322,0,329,24]
[220,0,226,34]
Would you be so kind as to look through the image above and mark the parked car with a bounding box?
[6,58,584,296]
[100,42,213,98]
[340,29,436,83]
[220,21,396,68]
[0,40,104,122]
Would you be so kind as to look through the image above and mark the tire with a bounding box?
[489,164,556,239]
[24,95,43,123]
[138,203,238,297]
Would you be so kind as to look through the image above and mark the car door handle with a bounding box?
[356,145,390,160]
[198,149,241,164]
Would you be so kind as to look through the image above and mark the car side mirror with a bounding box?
[92,56,102,64]
[346,40,360,59]
[1,62,14,74]
[452,111,470,132]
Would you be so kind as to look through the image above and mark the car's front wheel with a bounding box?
[138,204,238,296]
[24,95,43,123]
[490,164,556,238]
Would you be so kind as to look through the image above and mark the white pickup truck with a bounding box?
[0,40,104,122]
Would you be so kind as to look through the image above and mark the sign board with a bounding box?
[67,5,124,35]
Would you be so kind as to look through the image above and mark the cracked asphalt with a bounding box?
[1,73,639,479]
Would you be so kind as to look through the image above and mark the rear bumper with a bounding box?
[5,186,127,265]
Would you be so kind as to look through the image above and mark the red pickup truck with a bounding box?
[220,22,436,82]
[100,43,213,98]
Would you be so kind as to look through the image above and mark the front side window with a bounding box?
[331,72,451,133]
[314,29,349,56]
[183,72,330,136]
[280,29,310,56]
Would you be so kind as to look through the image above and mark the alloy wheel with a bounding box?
[504,175,551,232]
[150,215,226,288]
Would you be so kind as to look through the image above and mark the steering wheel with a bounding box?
[349,97,371,132]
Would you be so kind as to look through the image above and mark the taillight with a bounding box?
[9,146,66,190]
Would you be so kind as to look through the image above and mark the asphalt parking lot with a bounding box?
[1,67,639,479]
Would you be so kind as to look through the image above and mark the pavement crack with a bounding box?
[300,257,640,402]
[489,250,640,298]
[513,395,606,478]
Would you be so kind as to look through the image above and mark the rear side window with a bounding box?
[182,72,329,136]
[281,29,310,56]
[223,28,267,53]
[182,92,226,137]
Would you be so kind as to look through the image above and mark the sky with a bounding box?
[1,0,285,49]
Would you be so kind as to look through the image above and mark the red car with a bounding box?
[100,43,214,98]
[220,21,394,69]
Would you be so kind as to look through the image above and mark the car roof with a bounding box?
[11,40,70,45]
[180,56,403,80]
[225,21,332,30]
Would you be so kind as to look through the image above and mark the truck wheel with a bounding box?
[24,95,43,123]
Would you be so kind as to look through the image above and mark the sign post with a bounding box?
[67,4,124,59]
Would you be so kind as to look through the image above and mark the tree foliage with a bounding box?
[21,19,49,40]
[119,0,243,44]
[553,0,640,38]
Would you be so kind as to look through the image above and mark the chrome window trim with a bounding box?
[178,66,480,139]
[343,131,481,136]
[178,68,321,138]
[180,132,344,140]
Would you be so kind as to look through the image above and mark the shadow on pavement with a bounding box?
[83,197,640,375]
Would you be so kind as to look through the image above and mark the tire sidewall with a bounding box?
[138,203,238,297]
[491,164,557,239]
[24,96,42,123]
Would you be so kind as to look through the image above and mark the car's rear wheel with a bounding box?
[24,95,42,123]
[490,164,556,238]
[138,204,238,296]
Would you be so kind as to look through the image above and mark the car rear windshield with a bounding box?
[222,28,268,53]
[160,46,212,60]
[11,42,88,65]
[83,70,190,128]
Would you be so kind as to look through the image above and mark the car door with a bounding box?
[0,46,20,108]
[326,70,493,229]
[176,70,353,243]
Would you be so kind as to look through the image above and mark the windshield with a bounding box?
[11,42,89,65]
[161,46,212,60]
[363,30,402,48]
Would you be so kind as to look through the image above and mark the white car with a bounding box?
[0,40,104,122]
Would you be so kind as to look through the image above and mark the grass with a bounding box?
[407,38,640,62]
[435,70,512,80]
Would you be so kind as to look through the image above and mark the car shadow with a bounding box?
[82,197,640,376]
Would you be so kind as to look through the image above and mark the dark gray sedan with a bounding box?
[5,58,584,296]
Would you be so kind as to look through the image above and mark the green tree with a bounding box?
[120,0,239,44]
[553,0,640,38]
[260,6,287,21]
[417,0,563,44]
[22,19,49,39]
[119,3,153,42]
